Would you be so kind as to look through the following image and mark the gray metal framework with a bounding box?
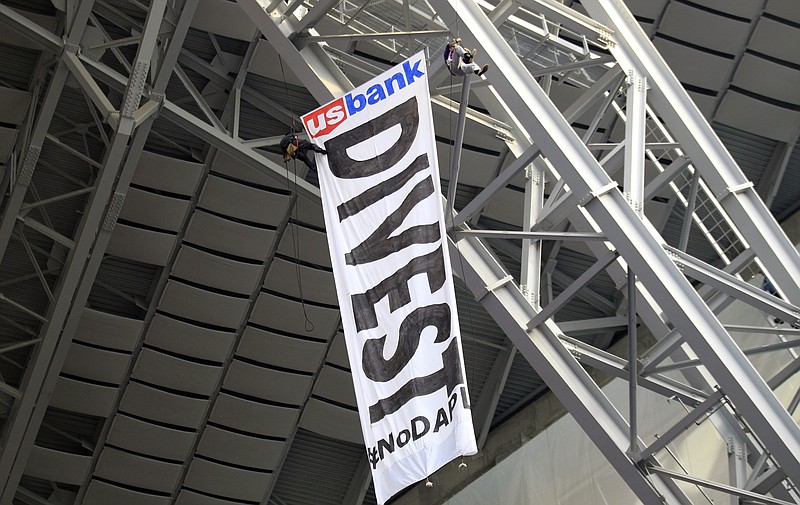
[0,0,796,504]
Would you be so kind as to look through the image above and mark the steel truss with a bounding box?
[0,0,796,504]
[234,0,800,503]
[0,0,199,502]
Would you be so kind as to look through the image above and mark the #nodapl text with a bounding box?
[367,389,469,470]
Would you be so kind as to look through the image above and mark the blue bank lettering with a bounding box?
[344,58,425,116]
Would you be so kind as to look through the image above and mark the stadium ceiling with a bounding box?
[0,0,798,505]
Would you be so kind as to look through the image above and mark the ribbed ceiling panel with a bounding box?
[271,429,365,505]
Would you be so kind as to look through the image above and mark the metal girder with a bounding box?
[649,467,797,505]
[521,0,613,46]
[236,0,351,103]
[624,70,646,216]
[62,51,117,123]
[757,140,795,209]
[567,207,796,500]
[428,0,800,493]
[556,333,706,406]
[0,3,62,53]
[550,268,618,313]
[297,29,450,43]
[0,0,181,501]
[488,0,522,26]
[446,77,473,227]
[449,229,694,505]
[527,251,617,329]
[648,339,800,376]
[452,145,541,228]
[665,245,800,327]
[0,67,71,264]
[161,100,321,202]
[638,390,725,461]
[457,230,607,241]
[292,0,340,33]
[177,49,295,127]
[453,65,624,229]
[581,0,800,305]
[472,344,516,448]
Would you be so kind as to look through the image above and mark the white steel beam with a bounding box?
[449,229,694,505]
[0,3,62,53]
[161,101,321,202]
[472,344,515,448]
[427,0,800,490]
[580,0,800,305]
[236,0,352,102]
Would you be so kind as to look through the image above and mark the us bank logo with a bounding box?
[303,58,426,139]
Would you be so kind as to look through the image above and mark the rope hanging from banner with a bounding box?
[278,53,315,332]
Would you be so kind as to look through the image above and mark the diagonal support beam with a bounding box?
[161,100,320,202]
[0,1,179,502]
[449,228,694,505]
[665,245,800,327]
[472,344,516,448]
[527,251,618,330]
[236,0,352,102]
[580,0,800,306]
[0,3,62,53]
[428,0,800,488]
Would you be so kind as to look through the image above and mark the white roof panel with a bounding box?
[199,174,292,226]
[62,342,131,385]
[25,446,91,485]
[184,457,272,502]
[654,36,735,91]
[74,308,143,352]
[83,480,169,505]
[184,210,277,261]
[107,223,176,266]
[263,256,337,305]
[172,245,264,295]
[133,151,204,196]
[237,326,328,372]
[119,381,209,429]
[250,291,340,337]
[106,414,197,462]
[119,187,190,232]
[312,365,356,407]
[159,280,250,329]
[196,425,284,470]
[299,398,363,444]
[145,313,236,362]
[50,377,117,417]
[132,347,223,397]
[223,360,314,405]
[749,16,800,65]
[94,446,183,493]
[732,53,800,105]
[210,393,300,438]
[659,1,752,54]
[275,224,332,268]
[716,91,800,142]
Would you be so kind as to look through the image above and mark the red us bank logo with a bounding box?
[303,97,346,138]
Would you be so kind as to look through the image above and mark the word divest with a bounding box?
[302,52,477,504]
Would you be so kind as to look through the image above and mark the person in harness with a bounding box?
[280,132,327,170]
[444,38,489,77]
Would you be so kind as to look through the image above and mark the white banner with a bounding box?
[301,52,477,504]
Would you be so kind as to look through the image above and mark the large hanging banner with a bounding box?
[301,52,477,504]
